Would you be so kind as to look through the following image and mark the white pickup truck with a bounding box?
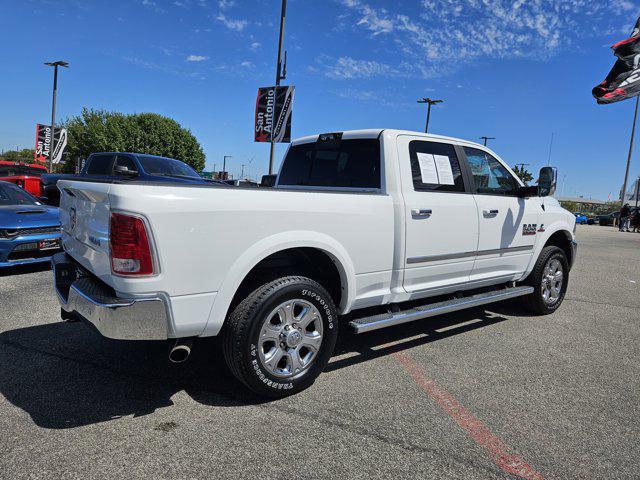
[52,129,576,397]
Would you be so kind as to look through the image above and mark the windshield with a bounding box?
[137,156,200,178]
[0,183,39,206]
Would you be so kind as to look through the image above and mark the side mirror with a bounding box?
[113,165,138,177]
[537,166,557,197]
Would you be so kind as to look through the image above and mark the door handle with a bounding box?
[411,209,432,217]
[483,209,499,217]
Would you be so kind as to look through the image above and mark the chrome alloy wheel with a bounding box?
[257,299,324,379]
[541,258,564,305]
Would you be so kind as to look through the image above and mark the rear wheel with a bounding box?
[522,246,569,315]
[222,276,338,398]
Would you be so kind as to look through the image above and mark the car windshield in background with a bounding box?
[278,138,381,189]
[0,183,39,206]
[138,156,201,179]
[0,165,46,176]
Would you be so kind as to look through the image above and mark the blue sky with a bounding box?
[1,0,640,200]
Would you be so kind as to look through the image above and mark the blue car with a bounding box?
[574,213,588,224]
[0,181,61,268]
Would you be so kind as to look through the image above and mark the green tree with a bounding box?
[1,148,36,163]
[512,165,534,185]
[61,108,205,173]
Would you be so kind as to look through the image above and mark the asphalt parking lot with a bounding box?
[1,225,639,479]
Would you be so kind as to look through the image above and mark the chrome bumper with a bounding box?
[52,252,168,340]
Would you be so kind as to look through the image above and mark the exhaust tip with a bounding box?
[169,339,193,363]
[169,345,191,363]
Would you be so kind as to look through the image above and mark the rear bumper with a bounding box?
[52,252,169,340]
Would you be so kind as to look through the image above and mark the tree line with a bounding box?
[1,108,206,174]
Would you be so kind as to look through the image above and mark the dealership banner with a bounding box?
[34,124,67,164]
[593,16,640,104]
[254,85,294,143]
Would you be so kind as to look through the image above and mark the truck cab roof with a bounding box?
[291,129,489,150]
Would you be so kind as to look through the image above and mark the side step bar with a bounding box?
[349,286,534,334]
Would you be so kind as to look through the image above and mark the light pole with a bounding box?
[480,136,495,146]
[268,0,288,175]
[417,98,443,134]
[44,60,69,172]
[241,164,246,179]
[222,155,232,180]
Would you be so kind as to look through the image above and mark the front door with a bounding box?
[397,136,479,293]
[462,146,540,281]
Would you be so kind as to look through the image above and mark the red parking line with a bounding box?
[392,351,544,480]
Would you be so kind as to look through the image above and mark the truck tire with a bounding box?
[522,246,569,315]
[222,276,338,398]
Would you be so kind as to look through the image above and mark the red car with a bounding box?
[0,160,47,197]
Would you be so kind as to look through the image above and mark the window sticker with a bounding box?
[434,155,455,185]
[417,152,439,184]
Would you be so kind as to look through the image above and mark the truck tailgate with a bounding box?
[58,181,113,285]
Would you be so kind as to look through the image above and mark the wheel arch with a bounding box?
[543,229,574,267]
[521,224,575,281]
[201,231,356,337]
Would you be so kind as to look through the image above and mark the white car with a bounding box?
[52,129,576,397]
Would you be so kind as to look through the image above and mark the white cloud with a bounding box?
[142,0,165,12]
[250,41,261,51]
[326,57,395,79]
[216,13,248,31]
[334,0,640,79]
[186,54,209,62]
[240,60,254,68]
[218,0,235,9]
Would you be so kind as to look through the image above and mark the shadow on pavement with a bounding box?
[0,307,507,429]
[328,308,508,372]
[0,263,51,277]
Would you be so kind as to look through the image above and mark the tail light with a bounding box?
[109,212,155,276]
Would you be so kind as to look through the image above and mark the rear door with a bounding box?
[397,136,479,293]
[462,146,540,281]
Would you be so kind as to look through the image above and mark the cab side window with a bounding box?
[86,155,114,175]
[409,141,465,192]
[464,147,518,195]
[113,155,138,174]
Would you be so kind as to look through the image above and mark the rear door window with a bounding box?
[409,140,465,192]
[278,138,381,189]
[86,155,114,175]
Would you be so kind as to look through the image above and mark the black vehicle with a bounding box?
[40,153,210,206]
[597,211,619,226]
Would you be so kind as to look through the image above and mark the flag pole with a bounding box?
[268,0,287,175]
[621,95,639,206]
